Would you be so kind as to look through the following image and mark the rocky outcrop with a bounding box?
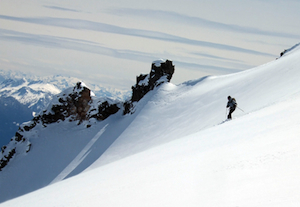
[12,82,93,132]
[41,82,92,124]
[132,59,174,102]
[0,147,16,171]
[124,59,175,114]
[89,100,120,121]
[279,43,300,58]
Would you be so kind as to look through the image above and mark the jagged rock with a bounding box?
[14,132,23,142]
[0,148,16,171]
[280,49,287,57]
[0,82,94,171]
[124,59,175,114]
[279,43,300,58]
[89,100,120,121]
[39,82,92,124]
[132,59,174,102]
[1,146,6,153]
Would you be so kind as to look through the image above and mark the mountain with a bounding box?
[0,97,32,148]
[0,76,61,148]
[1,45,300,206]
[0,59,175,201]
[0,72,130,148]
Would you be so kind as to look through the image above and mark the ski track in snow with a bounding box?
[50,124,108,184]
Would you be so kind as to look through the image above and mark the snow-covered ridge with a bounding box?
[279,42,300,57]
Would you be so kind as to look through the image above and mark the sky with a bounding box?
[0,0,299,90]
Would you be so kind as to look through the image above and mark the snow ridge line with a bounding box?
[50,124,108,184]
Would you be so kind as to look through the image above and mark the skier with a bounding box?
[226,96,237,120]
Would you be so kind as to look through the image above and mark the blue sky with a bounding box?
[0,0,299,90]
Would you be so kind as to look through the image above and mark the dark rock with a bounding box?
[280,49,287,57]
[39,82,92,124]
[1,146,6,153]
[15,132,23,142]
[124,59,175,114]
[131,59,174,102]
[89,101,120,121]
[0,148,16,171]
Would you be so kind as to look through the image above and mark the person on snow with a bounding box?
[226,96,237,120]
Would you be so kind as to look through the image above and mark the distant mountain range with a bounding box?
[0,70,130,147]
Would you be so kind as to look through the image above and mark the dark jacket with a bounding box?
[227,98,237,109]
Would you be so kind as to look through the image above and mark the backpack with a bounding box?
[231,98,237,107]
[228,98,237,108]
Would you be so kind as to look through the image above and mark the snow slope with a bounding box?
[0,97,32,147]
[1,44,300,206]
[91,45,300,167]
[2,95,300,207]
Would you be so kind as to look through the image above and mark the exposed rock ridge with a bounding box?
[124,59,175,114]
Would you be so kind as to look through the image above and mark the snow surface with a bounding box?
[153,59,166,67]
[1,44,300,206]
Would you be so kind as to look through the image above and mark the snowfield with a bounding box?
[1,44,300,206]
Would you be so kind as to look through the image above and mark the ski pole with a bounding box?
[237,106,244,112]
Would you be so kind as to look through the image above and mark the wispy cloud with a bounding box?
[190,52,245,63]
[0,28,245,74]
[0,28,153,61]
[174,60,242,74]
[109,8,300,40]
[0,15,274,57]
[43,5,82,13]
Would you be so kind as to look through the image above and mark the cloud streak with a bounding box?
[0,15,274,57]
[174,60,242,74]
[110,8,300,40]
[43,5,82,13]
[0,28,152,61]
[190,52,245,63]
[0,28,244,74]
